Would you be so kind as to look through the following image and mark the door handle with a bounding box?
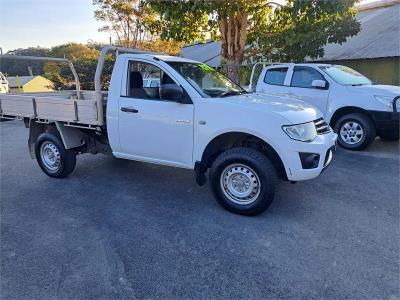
[176,120,191,124]
[121,107,138,113]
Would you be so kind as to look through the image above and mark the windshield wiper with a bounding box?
[220,90,247,97]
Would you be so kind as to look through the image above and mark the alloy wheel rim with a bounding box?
[340,121,364,145]
[220,163,261,205]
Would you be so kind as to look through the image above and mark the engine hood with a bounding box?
[346,84,400,96]
[214,92,322,124]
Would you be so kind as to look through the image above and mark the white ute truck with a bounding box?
[0,47,337,215]
[251,63,400,150]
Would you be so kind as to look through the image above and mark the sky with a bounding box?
[0,0,380,52]
[1,0,110,52]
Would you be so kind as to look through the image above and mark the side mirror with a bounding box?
[159,84,183,102]
[312,80,328,90]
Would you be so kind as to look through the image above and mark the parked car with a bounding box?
[0,47,337,216]
[252,63,400,150]
[143,77,160,88]
[0,72,9,93]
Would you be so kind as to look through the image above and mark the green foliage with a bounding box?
[43,43,104,90]
[249,0,361,62]
[146,0,212,43]
[49,43,99,60]
[218,64,253,86]
[146,0,268,43]
[0,47,50,76]
[146,0,360,63]
[93,0,156,48]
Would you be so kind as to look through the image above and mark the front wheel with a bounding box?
[334,113,376,150]
[209,148,277,216]
[35,132,76,178]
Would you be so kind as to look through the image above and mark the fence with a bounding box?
[217,64,254,89]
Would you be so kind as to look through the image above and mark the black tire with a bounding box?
[209,147,277,216]
[334,113,376,150]
[35,132,76,178]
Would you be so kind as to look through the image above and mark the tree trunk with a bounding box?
[218,11,248,84]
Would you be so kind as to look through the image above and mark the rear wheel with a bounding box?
[209,148,277,216]
[35,133,76,178]
[334,113,376,150]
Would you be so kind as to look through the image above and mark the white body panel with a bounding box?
[116,97,194,168]
[106,55,337,181]
[255,63,400,124]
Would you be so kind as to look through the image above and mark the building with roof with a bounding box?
[316,0,399,85]
[7,75,54,93]
[181,40,222,68]
[180,0,399,85]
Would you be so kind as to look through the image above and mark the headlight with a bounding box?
[374,95,394,109]
[282,121,317,142]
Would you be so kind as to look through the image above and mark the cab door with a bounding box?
[117,59,194,168]
[256,66,291,96]
[288,66,330,114]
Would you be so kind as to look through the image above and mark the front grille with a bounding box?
[314,118,331,135]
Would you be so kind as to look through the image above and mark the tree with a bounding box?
[140,39,183,55]
[146,0,360,83]
[43,43,102,90]
[0,47,50,76]
[93,0,184,54]
[49,43,99,60]
[248,0,361,62]
[93,0,154,48]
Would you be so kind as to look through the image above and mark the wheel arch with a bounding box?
[25,119,72,158]
[329,106,373,128]
[26,118,88,158]
[26,119,48,159]
[330,107,377,150]
[199,131,287,180]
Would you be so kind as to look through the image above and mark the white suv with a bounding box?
[253,63,400,150]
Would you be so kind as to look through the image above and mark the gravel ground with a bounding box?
[1,120,399,299]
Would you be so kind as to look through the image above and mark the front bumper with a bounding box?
[368,110,400,136]
[281,131,337,181]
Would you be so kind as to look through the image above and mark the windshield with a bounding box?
[320,65,372,86]
[167,62,246,98]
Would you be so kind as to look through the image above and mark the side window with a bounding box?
[291,67,325,88]
[264,67,288,86]
[127,61,169,100]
